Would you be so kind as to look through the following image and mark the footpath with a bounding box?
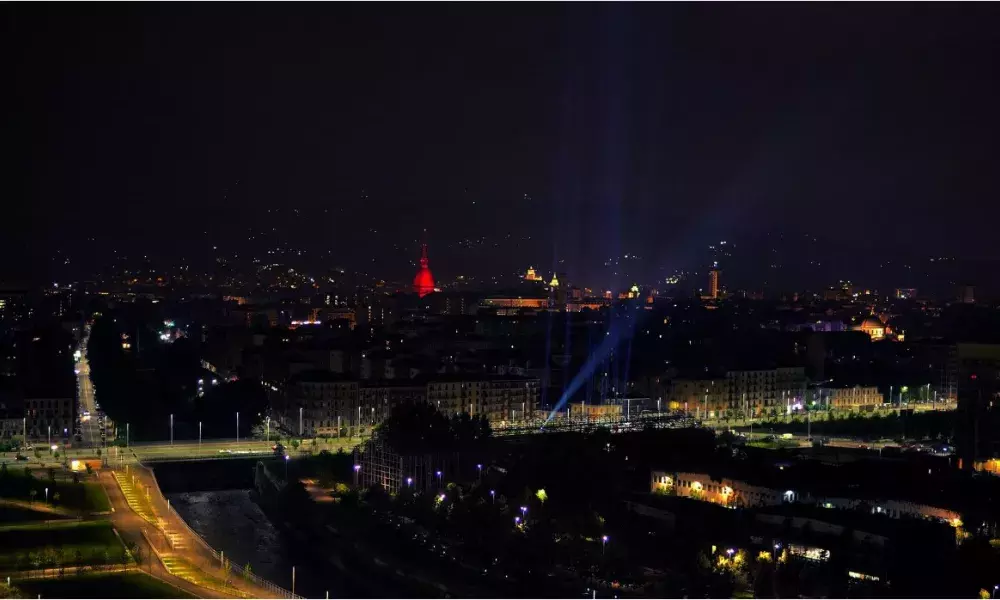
[102,466,300,599]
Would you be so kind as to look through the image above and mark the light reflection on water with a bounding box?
[166,490,296,591]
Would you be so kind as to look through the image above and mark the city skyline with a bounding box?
[7,4,1000,291]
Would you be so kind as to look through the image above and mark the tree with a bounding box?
[120,548,130,573]
[96,448,102,457]
[243,563,253,583]
[28,489,37,503]
[52,491,61,504]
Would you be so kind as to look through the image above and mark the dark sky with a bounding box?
[6,3,1000,290]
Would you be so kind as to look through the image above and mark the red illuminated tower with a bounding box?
[412,244,435,297]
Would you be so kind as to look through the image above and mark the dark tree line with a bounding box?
[88,314,266,441]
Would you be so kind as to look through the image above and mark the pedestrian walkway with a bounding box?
[111,464,300,599]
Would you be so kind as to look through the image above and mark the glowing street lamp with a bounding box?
[436,470,442,485]
[490,489,495,504]
[602,535,609,555]
[406,477,413,487]
[476,463,482,480]
[520,506,528,518]
[284,454,290,478]
[354,464,361,486]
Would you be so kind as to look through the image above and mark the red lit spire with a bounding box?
[413,244,435,297]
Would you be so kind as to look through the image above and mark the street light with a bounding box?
[354,464,361,486]
[236,412,240,446]
[284,454,290,478]
[45,487,49,503]
[602,535,609,555]
[170,414,174,446]
[520,506,527,518]
[406,477,413,487]
[436,470,442,485]
[477,464,482,481]
[490,489,495,504]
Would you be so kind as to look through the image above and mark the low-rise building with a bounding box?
[426,375,539,421]
[285,371,359,437]
[25,396,75,441]
[818,384,882,411]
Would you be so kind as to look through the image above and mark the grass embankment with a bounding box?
[0,504,68,524]
[0,520,124,570]
[15,572,195,599]
[0,469,111,512]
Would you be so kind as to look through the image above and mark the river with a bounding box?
[166,489,339,598]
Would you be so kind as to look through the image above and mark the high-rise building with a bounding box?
[412,244,435,298]
[708,269,720,299]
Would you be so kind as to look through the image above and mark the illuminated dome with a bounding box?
[549,274,560,287]
[413,244,435,297]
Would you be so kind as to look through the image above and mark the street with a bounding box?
[76,330,102,448]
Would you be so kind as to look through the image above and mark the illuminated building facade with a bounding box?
[524,267,542,281]
[851,316,885,341]
[412,244,436,298]
[817,385,882,411]
[426,376,539,422]
[709,269,719,299]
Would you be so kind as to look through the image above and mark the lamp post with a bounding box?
[45,487,49,503]
[170,414,174,446]
[299,407,303,437]
[266,416,270,442]
[292,566,296,596]
[490,489,495,504]
[477,464,482,481]
[48,425,51,447]
[406,477,413,488]
[198,421,202,451]
[236,412,239,446]
[126,423,129,448]
[602,535,608,555]
[353,464,361,487]
[436,470,442,486]
[284,454,290,478]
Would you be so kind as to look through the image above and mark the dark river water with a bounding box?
[166,490,335,598]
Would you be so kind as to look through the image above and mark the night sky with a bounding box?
[7,4,1000,291]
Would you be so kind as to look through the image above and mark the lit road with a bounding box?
[102,438,359,465]
[76,329,102,449]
